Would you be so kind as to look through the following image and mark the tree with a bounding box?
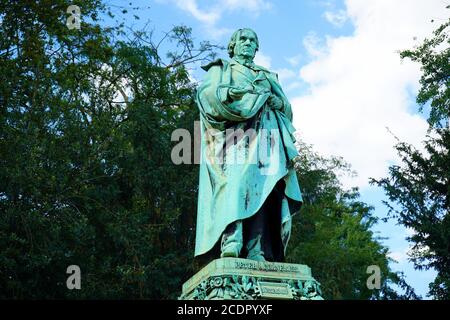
[371,14,450,299]
[288,142,419,300]
[399,17,449,129]
[0,0,216,298]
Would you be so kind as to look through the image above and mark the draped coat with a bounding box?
[194,58,302,257]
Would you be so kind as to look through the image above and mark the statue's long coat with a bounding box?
[194,58,302,257]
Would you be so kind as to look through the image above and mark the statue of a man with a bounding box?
[195,28,302,262]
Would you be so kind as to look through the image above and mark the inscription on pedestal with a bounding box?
[234,261,300,273]
[258,281,293,299]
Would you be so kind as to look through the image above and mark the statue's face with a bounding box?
[233,29,258,61]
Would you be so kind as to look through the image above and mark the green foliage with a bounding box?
[372,12,450,299]
[371,130,450,299]
[400,17,450,129]
[0,0,214,299]
[288,143,419,300]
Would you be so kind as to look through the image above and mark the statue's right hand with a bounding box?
[228,85,254,100]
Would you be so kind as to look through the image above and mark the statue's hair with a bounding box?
[227,28,259,58]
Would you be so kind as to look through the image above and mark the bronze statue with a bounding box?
[195,28,302,262]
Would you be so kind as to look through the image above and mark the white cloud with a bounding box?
[389,240,419,264]
[405,227,417,238]
[274,68,296,85]
[324,9,347,27]
[173,0,220,25]
[254,51,272,69]
[388,249,408,264]
[303,31,326,58]
[163,0,272,38]
[222,0,272,12]
[291,0,444,189]
[286,81,303,92]
[285,54,302,67]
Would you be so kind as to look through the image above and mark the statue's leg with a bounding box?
[244,180,284,262]
[244,205,267,262]
[220,221,243,258]
[246,234,266,261]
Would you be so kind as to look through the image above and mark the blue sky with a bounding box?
[103,0,447,298]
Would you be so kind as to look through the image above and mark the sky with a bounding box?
[105,0,448,298]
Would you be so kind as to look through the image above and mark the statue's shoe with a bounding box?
[220,251,239,258]
[220,244,241,258]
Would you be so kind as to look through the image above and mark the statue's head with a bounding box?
[227,28,259,60]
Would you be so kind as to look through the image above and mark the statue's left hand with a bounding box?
[267,95,283,110]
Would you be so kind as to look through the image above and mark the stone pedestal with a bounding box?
[179,258,323,300]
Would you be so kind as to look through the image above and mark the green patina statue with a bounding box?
[195,28,302,263]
